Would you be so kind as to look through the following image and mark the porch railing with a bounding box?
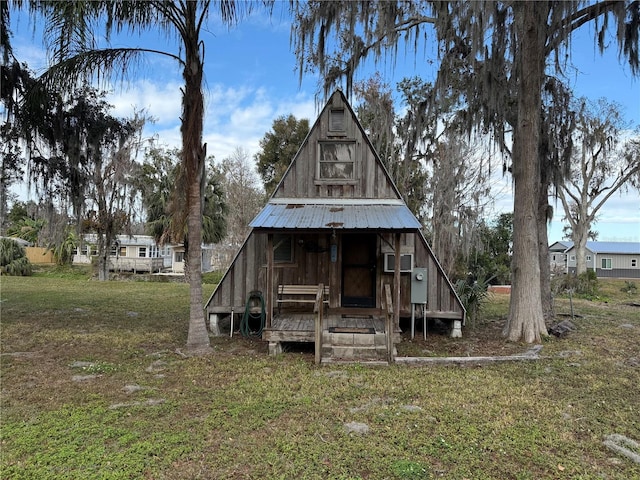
[314,283,325,365]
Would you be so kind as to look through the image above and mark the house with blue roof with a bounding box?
[549,240,640,278]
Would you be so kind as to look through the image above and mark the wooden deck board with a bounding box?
[264,310,386,343]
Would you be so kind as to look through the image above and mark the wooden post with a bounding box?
[314,283,324,365]
[266,233,274,329]
[392,233,402,362]
[384,284,393,363]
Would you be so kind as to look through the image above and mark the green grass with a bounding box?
[1,273,639,479]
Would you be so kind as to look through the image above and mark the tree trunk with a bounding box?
[573,224,590,275]
[503,1,548,343]
[572,174,591,275]
[182,4,211,354]
[537,188,553,322]
[97,231,109,281]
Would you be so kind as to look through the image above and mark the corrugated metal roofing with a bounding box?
[249,199,422,231]
[561,241,640,254]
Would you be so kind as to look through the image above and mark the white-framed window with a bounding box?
[384,253,413,273]
[81,245,88,256]
[274,234,293,263]
[90,246,97,256]
[174,251,184,263]
[138,247,147,258]
[110,245,117,256]
[632,258,637,268]
[317,141,355,180]
[586,255,592,261]
[570,255,576,261]
[601,258,612,270]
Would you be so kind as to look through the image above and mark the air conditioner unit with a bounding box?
[384,253,413,273]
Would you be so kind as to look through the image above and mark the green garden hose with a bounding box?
[240,290,265,337]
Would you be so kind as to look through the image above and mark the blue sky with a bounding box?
[7,6,640,242]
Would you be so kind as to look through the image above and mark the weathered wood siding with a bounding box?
[208,231,465,322]
[207,232,334,314]
[274,93,398,200]
[379,232,465,319]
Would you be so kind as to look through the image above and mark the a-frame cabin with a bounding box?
[205,90,465,363]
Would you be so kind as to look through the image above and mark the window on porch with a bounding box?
[274,234,293,263]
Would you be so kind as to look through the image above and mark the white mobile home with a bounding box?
[73,235,171,273]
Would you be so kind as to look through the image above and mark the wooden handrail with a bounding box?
[384,284,394,363]
[314,283,324,365]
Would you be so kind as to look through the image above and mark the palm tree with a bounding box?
[140,147,228,262]
[27,1,254,354]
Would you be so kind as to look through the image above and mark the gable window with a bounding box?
[601,258,612,269]
[570,255,576,261]
[329,109,345,131]
[318,141,355,180]
[274,234,293,263]
[586,255,592,261]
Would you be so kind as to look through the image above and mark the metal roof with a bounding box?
[249,198,422,231]
[562,241,640,255]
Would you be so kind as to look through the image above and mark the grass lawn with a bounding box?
[1,268,639,479]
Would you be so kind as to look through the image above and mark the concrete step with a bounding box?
[322,344,390,361]
[321,330,395,362]
[321,358,389,366]
[322,331,387,346]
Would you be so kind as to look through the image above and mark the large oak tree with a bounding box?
[292,1,639,342]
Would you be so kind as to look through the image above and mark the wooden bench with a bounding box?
[277,284,329,312]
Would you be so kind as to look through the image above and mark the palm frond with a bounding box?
[35,47,181,93]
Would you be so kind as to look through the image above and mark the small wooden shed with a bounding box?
[205,90,465,363]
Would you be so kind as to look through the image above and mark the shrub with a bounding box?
[455,275,493,326]
[202,269,224,285]
[0,238,33,276]
[621,280,637,295]
[553,270,599,298]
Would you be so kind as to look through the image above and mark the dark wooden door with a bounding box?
[341,234,376,307]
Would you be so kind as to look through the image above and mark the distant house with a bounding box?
[73,234,219,274]
[205,90,465,363]
[169,243,216,274]
[549,241,640,279]
[548,241,572,273]
[73,235,171,273]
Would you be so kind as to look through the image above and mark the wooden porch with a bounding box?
[263,301,400,364]
[263,308,387,343]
